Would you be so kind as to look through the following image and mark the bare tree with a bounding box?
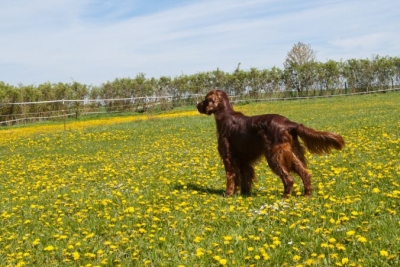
[284,42,317,95]
[284,42,316,68]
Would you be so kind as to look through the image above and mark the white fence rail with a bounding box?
[1,88,399,126]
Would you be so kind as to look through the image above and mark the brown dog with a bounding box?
[196,89,344,197]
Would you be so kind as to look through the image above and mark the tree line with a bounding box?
[1,54,400,124]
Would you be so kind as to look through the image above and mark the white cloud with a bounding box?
[0,0,399,86]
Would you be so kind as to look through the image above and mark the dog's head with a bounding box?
[196,90,232,115]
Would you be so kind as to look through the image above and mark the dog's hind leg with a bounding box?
[266,143,295,198]
[291,138,312,196]
[291,156,312,196]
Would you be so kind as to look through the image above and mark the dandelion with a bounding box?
[336,243,346,251]
[262,253,270,260]
[380,250,389,257]
[72,252,80,260]
[196,248,204,258]
[372,188,380,193]
[193,236,202,243]
[329,237,337,244]
[219,258,227,265]
[331,253,338,259]
[44,245,55,251]
[84,252,96,258]
[124,207,135,213]
[293,255,301,261]
[357,236,367,243]
[346,230,355,236]
[305,258,314,265]
[213,255,221,261]
[223,235,232,244]
[321,243,328,248]
[84,233,95,239]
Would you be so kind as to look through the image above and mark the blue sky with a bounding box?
[1,0,399,86]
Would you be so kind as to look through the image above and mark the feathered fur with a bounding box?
[197,89,345,197]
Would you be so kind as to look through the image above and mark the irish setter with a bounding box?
[196,90,345,197]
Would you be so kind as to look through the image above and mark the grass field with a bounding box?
[0,92,399,266]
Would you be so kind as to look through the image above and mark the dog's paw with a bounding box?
[222,192,234,198]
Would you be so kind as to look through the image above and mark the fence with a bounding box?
[1,87,399,126]
[0,95,203,126]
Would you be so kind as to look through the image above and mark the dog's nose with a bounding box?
[196,102,205,113]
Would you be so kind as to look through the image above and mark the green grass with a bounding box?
[0,92,399,266]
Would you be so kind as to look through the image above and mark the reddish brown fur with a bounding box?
[197,89,345,197]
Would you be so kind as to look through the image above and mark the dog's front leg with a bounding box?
[223,159,236,197]
[219,138,236,197]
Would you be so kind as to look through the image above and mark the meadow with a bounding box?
[0,92,399,267]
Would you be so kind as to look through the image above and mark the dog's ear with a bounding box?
[205,90,222,114]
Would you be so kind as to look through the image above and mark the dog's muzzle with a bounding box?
[196,101,206,114]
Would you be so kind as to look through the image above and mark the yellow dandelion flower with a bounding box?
[329,237,337,244]
[72,252,80,260]
[372,188,380,193]
[223,235,232,244]
[196,248,204,258]
[357,236,367,243]
[194,236,202,243]
[84,252,96,258]
[124,207,135,213]
[84,233,95,239]
[336,243,346,251]
[305,259,314,265]
[380,250,389,257]
[346,230,355,236]
[213,255,221,261]
[262,253,270,260]
[219,258,227,265]
[44,245,55,251]
[293,255,301,261]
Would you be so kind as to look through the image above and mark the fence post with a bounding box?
[62,99,66,131]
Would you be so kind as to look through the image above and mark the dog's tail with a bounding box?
[295,124,345,154]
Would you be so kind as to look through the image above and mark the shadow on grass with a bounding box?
[173,183,225,196]
[173,183,266,198]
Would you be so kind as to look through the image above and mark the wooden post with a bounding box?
[62,99,66,131]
